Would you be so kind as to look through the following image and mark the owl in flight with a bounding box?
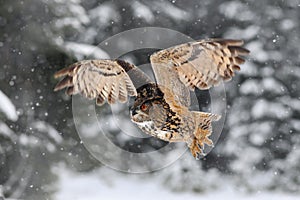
[54,39,249,159]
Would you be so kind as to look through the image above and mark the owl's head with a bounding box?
[130,83,164,123]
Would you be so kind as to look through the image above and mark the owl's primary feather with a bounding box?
[54,38,249,160]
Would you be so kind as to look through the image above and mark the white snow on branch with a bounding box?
[251,99,291,119]
[239,79,261,95]
[224,25,260,40]
[52,0,89,30]
[0,90,18,121]
[89,3,120,26]
[246,41,269,62]
[31,121,63,144]
[279,96,300,113]
[152,1,191,21]
[64,42,110,60]
[0,121,18,141]
[219,1,255,21]
[240,78,286,95]
[55,17,86,31]
[132,2,155,23]
[291,120,300,131]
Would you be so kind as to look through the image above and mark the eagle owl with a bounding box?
[54,39,249,159]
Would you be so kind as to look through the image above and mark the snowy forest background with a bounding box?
[0,0,300,199]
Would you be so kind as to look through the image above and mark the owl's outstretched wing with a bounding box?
[54,59,152,105]
[150,39,250,107]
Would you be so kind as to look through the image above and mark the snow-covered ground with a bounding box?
[55,165,299,200]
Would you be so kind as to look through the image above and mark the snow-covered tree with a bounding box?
[221,0,300,192]
[1,0,300,199]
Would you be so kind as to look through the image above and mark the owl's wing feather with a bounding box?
[150,39,249,106]
[54,59,151,105]
[150,60,191,107]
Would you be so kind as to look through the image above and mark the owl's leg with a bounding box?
[188,137,205,159]
[189,111,221,159]
[188,131,213,160]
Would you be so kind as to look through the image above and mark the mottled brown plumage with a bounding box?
[54,38,249,159]
[54,59,138,105]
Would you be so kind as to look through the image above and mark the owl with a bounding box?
[54,39,249,159]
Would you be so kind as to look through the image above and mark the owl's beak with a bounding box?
[130,108,143,123]
[130,108,138,117]
[130,107,150,123]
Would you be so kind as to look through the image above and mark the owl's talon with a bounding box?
[204,137,213,147]
[195,150,206,160]
[189,138,207,159]
[195,153,200,160]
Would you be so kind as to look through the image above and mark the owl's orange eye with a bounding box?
[140,103,148,111]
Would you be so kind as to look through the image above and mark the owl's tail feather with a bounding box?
[189,111,221,160]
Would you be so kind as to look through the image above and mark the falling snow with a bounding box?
[0,0,299,199]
